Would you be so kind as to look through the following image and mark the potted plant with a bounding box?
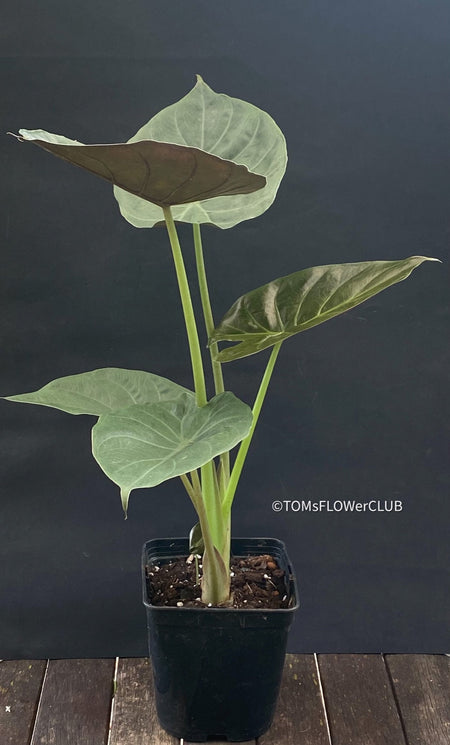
[5,76,438,741]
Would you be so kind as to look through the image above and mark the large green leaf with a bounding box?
[13,131,265,207]
[211,256,440,362]
[114,75,287,229]
[4,368,193,415]
[91,391,253,514]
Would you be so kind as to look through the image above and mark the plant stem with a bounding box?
[201,460,224,547]
[222,342,283,516]
[193,223,225,395]
[190,468,230,604]
[193,223,230,488]
[163,207,207,407]
[190,469,202,494]
[180,473,202,515]
[180,473,198,505]
[188,468,224,552]
[163,210,227,602]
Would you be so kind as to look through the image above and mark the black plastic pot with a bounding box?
[142,537,299,742]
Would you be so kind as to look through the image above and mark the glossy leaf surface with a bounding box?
[211,256,439,362]
[114,75,287,228]
[4,368,193,415]
[91,391,253,514]
[15,130,265,207]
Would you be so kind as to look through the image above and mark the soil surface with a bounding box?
[146,553,290,609]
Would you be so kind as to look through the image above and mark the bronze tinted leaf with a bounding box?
[14,130,266,207]
[211,256,440,362]
[114,76,287,228]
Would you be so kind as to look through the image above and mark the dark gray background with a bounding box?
[1,0,449,657]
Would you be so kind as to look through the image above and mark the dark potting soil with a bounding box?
[146,553,290,609]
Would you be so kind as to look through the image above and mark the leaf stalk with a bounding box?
[163,207,207,407]
[222,342,282,516]
[193,223,230,488]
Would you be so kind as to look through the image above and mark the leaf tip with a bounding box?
[194,74,213,94]
[120,487,131,519]
[410,255,442,264]
[18,129,34,141]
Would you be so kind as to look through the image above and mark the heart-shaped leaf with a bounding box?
[211,256,440,362]
[114,75,287,229]
[91,391,253,514]
[14,130,265,208]
[4,368,193,415]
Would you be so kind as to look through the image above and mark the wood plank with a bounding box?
[185,739,254,744]
[386,654,450,745]
[0,660,47,745]
[259,654,329,745]
[318,654,407,745]
[184,736,254,744]
[30,658,115,745]
[109,658,178,745]
[184,737,254,743]
[109,658,252,745]
[184,738,254,744]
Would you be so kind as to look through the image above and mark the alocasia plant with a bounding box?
[6,76,438,605]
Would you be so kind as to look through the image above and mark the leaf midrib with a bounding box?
[218,265,416,341]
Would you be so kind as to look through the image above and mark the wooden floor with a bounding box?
[0,655,449,744]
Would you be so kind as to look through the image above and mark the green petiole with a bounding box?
[222,342,283,517]
[163,207,207,408]
[163,207,228,603]
[193,223,230,490]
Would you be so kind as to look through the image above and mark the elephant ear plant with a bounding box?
[6,76,438,606]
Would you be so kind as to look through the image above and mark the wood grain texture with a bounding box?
[318,654,407,745]
[0,660,46,745]
[30,659,114,745]
[109,658,253,745]
[3,655,449,745]
[184,739,254,744]
[386,654,450,745]
[109,657,178,745]
[184,738,254,744]
[259,654,329,745]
